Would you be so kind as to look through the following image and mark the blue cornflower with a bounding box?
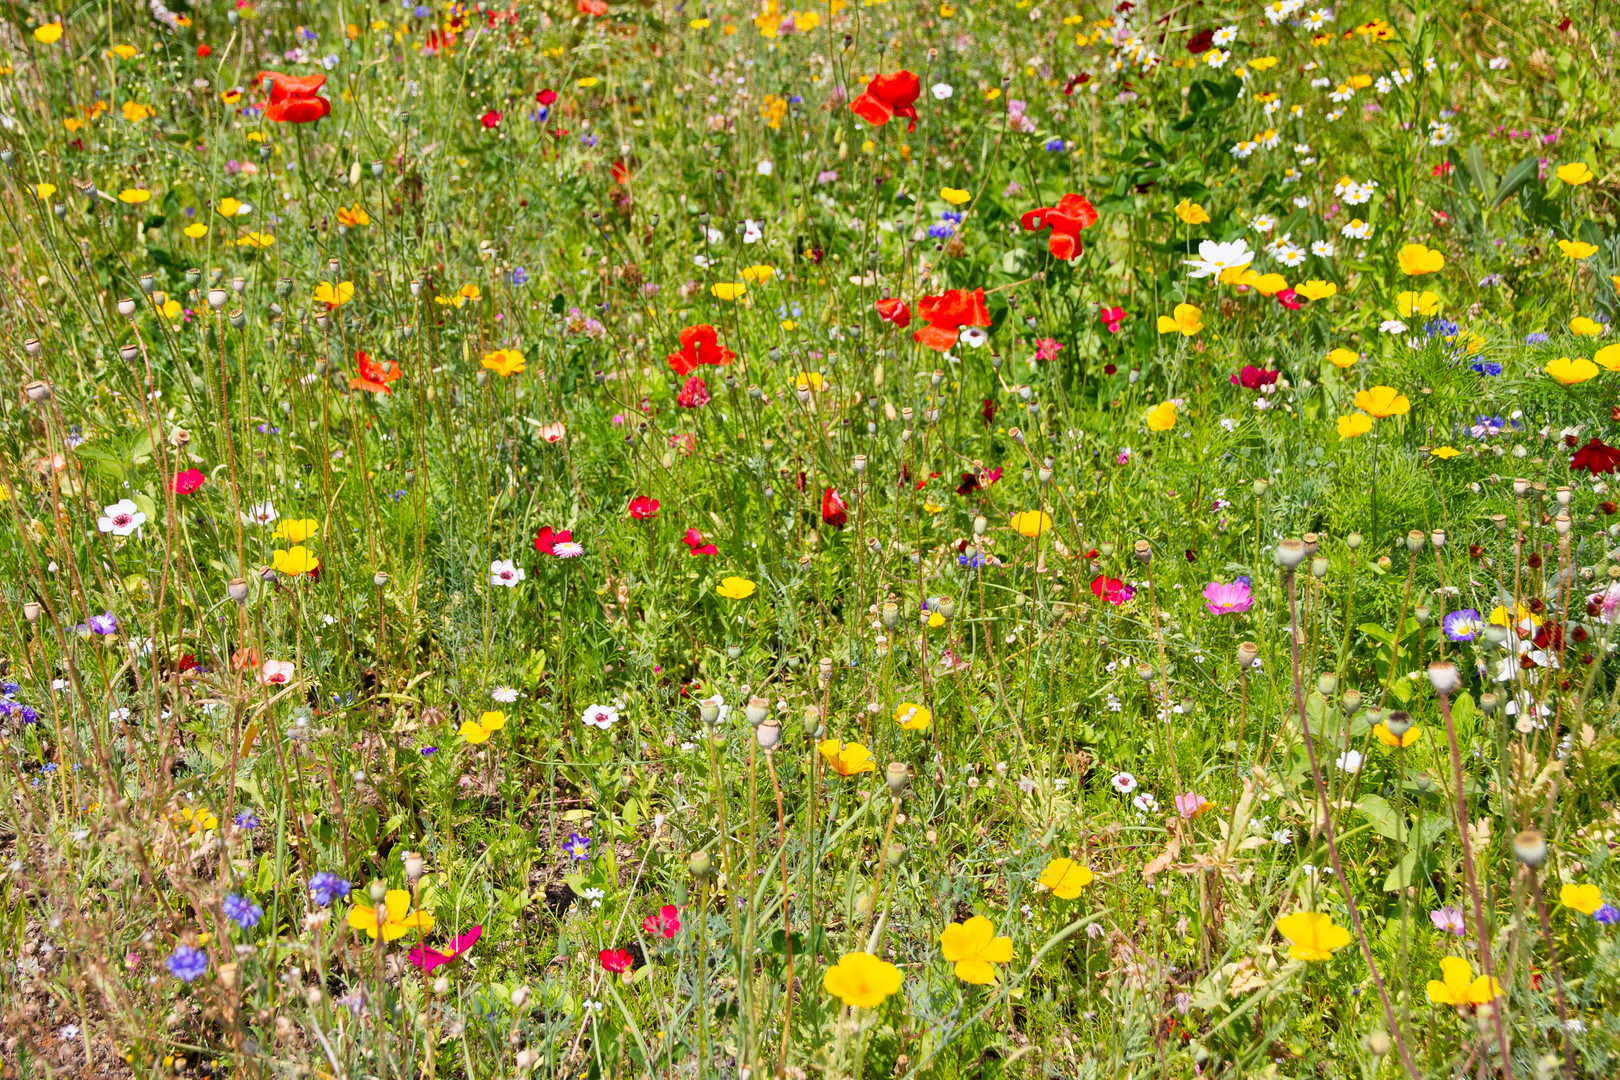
[222,894,264,930]
[1595,904,1619,926]
[299,26,319,41]
[512,266,529,286]
[581,133,599,148]
[941,210,964,224]
[927,223,955,239]
[234,810,260,830]
[420,745,437,755]
[166,945,209,982]
[309,872,352,907]
[958,550,985,569]
[1469,360,1503,376]
[413,4,431,17]
[2,680,21,696]
[564,832,591,861]
[1044,138,1065,152]
[1425,318,1460,338]
[533,105,550,123]
[1525,332,1549,344]
[19,706,38,724]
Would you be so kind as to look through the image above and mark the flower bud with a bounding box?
[1274,539,1307,568]
[744,695,769,727]
[1428,661,1460,695]
[368,879,388,904]
[1237,641,1259,668]
[1252,478,1269,497]
[1310,556,1329,579]
[1513,829,1547,867]
[885,762,910,795]
[1134,539,1152,565]
[689,850,713,880]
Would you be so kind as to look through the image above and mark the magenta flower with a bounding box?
[409,925,483,972]
[1174,792,1209,819]
[1202,580,1254,616]
[1033,337,1064,361]
[1429,907,1466,937]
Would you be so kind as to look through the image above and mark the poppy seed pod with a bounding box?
[852,453,867,474]
[1490,514,1506,533]
[138,273,156,295]
[689,850,713,880]
[1512,478,1530,497]
[1252,478,1269,497]
[1134,539,1152,565]
[1512,829,1547,867]
[229,309,247,330]
[22,379,51,402]
[117,296,137,318]
[1341,688,1362,715]
[373,571,389,587]
[1008,426,1026,445]
[756,717,782,749]
[744,695,769,727]
[1383,710,1412,737]
[1555,485,1572,507]
[1311,556,1329,579]
[936,597,956,618]
[207,288,228,310]
[22,601,42,623]
[698,700,720,726]
[228,578,249,604]
[1428,661,1461,695]
[368,879,388,904]
[1413,605,1431,626]
[118,344,140,363]
[1364,1030,1392,1058]
[725,646,741,660]
[1274,539,1307,568]
[1555,513,1572,536]
[1316,672,1337,696]
[231,276,246,294]
[1345,532,1363,550]
[23,338,42,358]
[1431,529,1446,548]
[1405,530,1425,553]
[403,851,425,883]
[885,761,910,795]
[1237,641,1260,669]
[1478,691,1500,715]
[881,601,899,628]
[1135,663,1155,683]
[409,280,423,297]
[885,842,908,868]
[1302,532,1319,556]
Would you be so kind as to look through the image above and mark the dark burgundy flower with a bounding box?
[1571,437,1620,475]
[1230,365,1280,390]
[955,472,980,497]
[1186,27,1215,53]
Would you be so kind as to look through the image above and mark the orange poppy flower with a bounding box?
[850,71,922,132]
[349,350,402,395]
[913,288,991,352]
[257,70,331,123]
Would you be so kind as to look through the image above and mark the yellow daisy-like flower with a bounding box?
[1276,910,1351,961]
[118,188,152,204]
[940,916,1014,984]
[313,281,355,308]
[821,952,903,1008]
[273,518,319,542]
[1429,446,1460,460]
[1037,857,1094,899]
[183,223,208,239]
[711,283,747,301]
[1397,290,1439,317]
[348,889,435,942]
[1571,316,1606,337]
[1373,723,1421,747]
[121,100,153,123]
[34,23,64,44]
[1173,198,1210,225]
[1294,279,1337,301]
[1252,273,1289,297]
[1594,344,1620,372]
[740,264,775,283]
[1353,386,1410,418]
[237,232,276,248]
[216,197,245,217]
[1156,303,1202,336]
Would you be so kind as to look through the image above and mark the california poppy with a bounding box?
[875,296,911,329]
[256,70,330,123]
[1572,438,1620,475]
[1019,193,1098,261]
[349,350,402,395]
[822,487,848,529]
[849,70,922,132]
[667,324,735,376]
[914,288,991,352]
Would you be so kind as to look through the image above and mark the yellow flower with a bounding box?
[121,100,153,123]
[894,702,932,731]
[1173,198,1210,225]
[1294,279,1337,301]
[1347,73,1373,88]
[1544,356,1598,386]
[1037,857,1094,899]
[458,711,506,744]
[481,348,526,378]
[1326,347,1359,369]
[1009,510,1052,537]
[1429,446,1460,460]
[940,187,971,206]
[34,23,64,44]
[822,952,903,1008]
[183,223,208,238]
[1594,344,1620,372]
[1556,162,1594,186]
[576,77,600,88]
[711,283,747,301]
[1145,401,1177,432]
[108,44,137,59]
[216,197,244,217]
[690,17,710,27]
[272,546,320,576]
[337,204,370,227]
[716,576,757,599]
[817,739,876,776]
[31,183,57,200]
[273,518,319,542]
[1373,723,1421,747]
[1336,413,1373,440]
[1571,316,1606,337]
[1249,56,1279,70]
[1219,266,1261,288]
[740,264,775,283]
[1560,882,1603,915]
[1489,603,1541,629]
[1276,910,1351,961]
[1353,386,1410,418]
[940,916,1014,984]
[1425,957,1503,1005]
[313,280,355,308]
[62,117,82,132]
[237,232,275,248]
[983,87,1001,100]
[1558,239,1599,260]
[1156,303,1203,336]
[348,889,435,942]
[118,188,152,204]
[1397,290,1440,317]
[1397,243,1445,276]
[155,298,181,320]
[458,283,482,301]
[1252,273,1289,297]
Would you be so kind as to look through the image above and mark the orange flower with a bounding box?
[349,350,402,395]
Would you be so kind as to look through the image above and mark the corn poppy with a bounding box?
[667,324,735,375]
[628,495,660,520]
[479,110,503,129]
[875,296,911,328]
[349,350,401,395]
[256,70,331,123]
[1019,193,1098,260]
[821,487,848,529]
[1099,305,1125,332]
[681,528,718,555]
[914,287,990,352]
[849,70,922,132]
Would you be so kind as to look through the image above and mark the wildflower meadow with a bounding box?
[5,0,1620,1076]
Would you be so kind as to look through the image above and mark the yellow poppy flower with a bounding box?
[1560,882,1603,915]
[118,188,152,204]
[1555,162,1594,186]
[348,889,435,941]
[1145,401,1177,431]
[1219,266,1261,288]
[237,232,275,248]
[183,223,208,238]
[108,44,137,59]
[1249,56,1279,70]
[1336,413,1373,440]
[121,100,153,123]
[1425,957,1503,1005]
[313,281,355,308]
[1252,273,1289,297]
[1156,303,1203,336]
[1173,198,1210,225]
[1544,356,1598,385]
[821,952,903,1008]
[817,739,876,776]
[716,576,757,599]
[1353,386,1410,417]
[740,264,775,283]
[1558,239,1599,260]
[1009,510,1052,537]
[481,348,526,378]
[1397,290,1439,317]
[1594,344,1620,372]
[1429,446,1460,460]
[1373,723,1421,747]
[272,546,320,576]
[576,77,600,88]
[337,204,370,227]
[1571,316,1605,337]
[1294,279,1337,301]
[273,518,319,542]
[894,702,932,730]
[1397,243,1445,276]
[711,283,747,301]
[1326,347,1359,369]
[1037,857,1093,899]
[940,187,971,206]
[458,711,506,744]
[31,183,57,200]
[216,197,244,217]
[1276,910,1351,961]
[1488,603,1541,629]
[34,23,64,44]
[940,916,1014,984]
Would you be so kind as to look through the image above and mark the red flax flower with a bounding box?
[914,288,991,352]
[1019,193,1098,261]
[534,526,574,555]
[849,70,921,132]
[349,350,402,395]
[822,487,848,529]
[1572,438,1620,475]
[875,296,911,328]
[642,904,681,939]
[256,71,331,123]
[170,468,206,494]
[1230,365,1279,390]
[681,528,718,555]
[628,495,660,520]
[1099,305,1126,333]
[479,110,503,129]
[666,324,735,376]
[599,948,633,973]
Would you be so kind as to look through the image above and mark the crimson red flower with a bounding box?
[914,288,991,352]
[628,495,660,520]
[1090,575,1136,605]
[537,88,558,106]
[849,70,921,132]
[667,324,735,375]
[642,904,681,939]
[981,398,997,424]
[534,526,574,555]
[875,296,911,329]
[479,110,503,129]
[681,528,718,555]
[256,70,331,123]
[822,487,848,529]
[1275,288,1302,311]
[1571,437,1620,475]
[169,468,205,494]
[197,44,212,58]
[599,948,633,974]
[955,472,979,497]
[1019,193,1098,261]
[349,350,402,395]
[1099,305,1125,333]
[677,375,710,409]
[1230,365,1279,390]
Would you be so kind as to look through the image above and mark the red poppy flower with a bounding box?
[849,70,921,132]
[1019,193,1098,261]
[642,904,681,939]
[256,70,331,123]
[611,158,631,184]
[480,110,503,129]
[578,0,609,12]
[1571,438,1620,475]
[169,468,206,494]
[677,375,711,409]
[1100,305,1125,333]
[599,948,633,974]
[197,44,212,58]
[1062,72,1091,95]
[537,88,558,106]
[1186,27,1215,53]
[875,296,911,329]
[667,324,735,375]
[822,487,848,529]
[349,350,402,395]
[1275,288,1303,311]
[1090,575,1136,605]
[681,528,719,555]
[914,288,991,352]
[628,495,660,520]
[534,526,573,555]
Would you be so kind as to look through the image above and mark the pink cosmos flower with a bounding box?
[1175,792,1209,819]
[1202,580,1254,616]
[1429,907,1466,937]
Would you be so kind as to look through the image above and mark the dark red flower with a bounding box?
[914,288,991,352]
[681,528,718,556]
[667,324,735,375]
[955,472,980,497]
[1231,365,1280,390]
[1019,193,1098,261]
[628,495,660,520]
[257,71,331,124]
[677,375,710,409]
[479,109,503,129]
[1533,621,1565,652]
[534,526,573,555]
[1062,72,1091,95]
[875,296,911,329]
[169,468,206,494]
[821,487,848,529]
[981,398,998,424]
[1571,438,1620,475]
[1104,363,1118,375]
[599,948,633,974]
[849,70,921,132]
[1186,27,1215,53]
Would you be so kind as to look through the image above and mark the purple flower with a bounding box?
[88,612,118,636]
[511,267,529,286]
[1594,904,1620,925]
[234,810,260,830]
[166,945,208,982]
[1443,609,1482,642]
[1430,906,1467,936]
[308,872,351,907]
[564,832,591,861]
[816,169,839,184]
[222,893,263,930]
[1202,580,1254,616]
[1044,138,1066,152]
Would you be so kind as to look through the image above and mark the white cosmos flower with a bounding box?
[489,559,525,586]
[97,499,146,536]
[1184,239,1254,278]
